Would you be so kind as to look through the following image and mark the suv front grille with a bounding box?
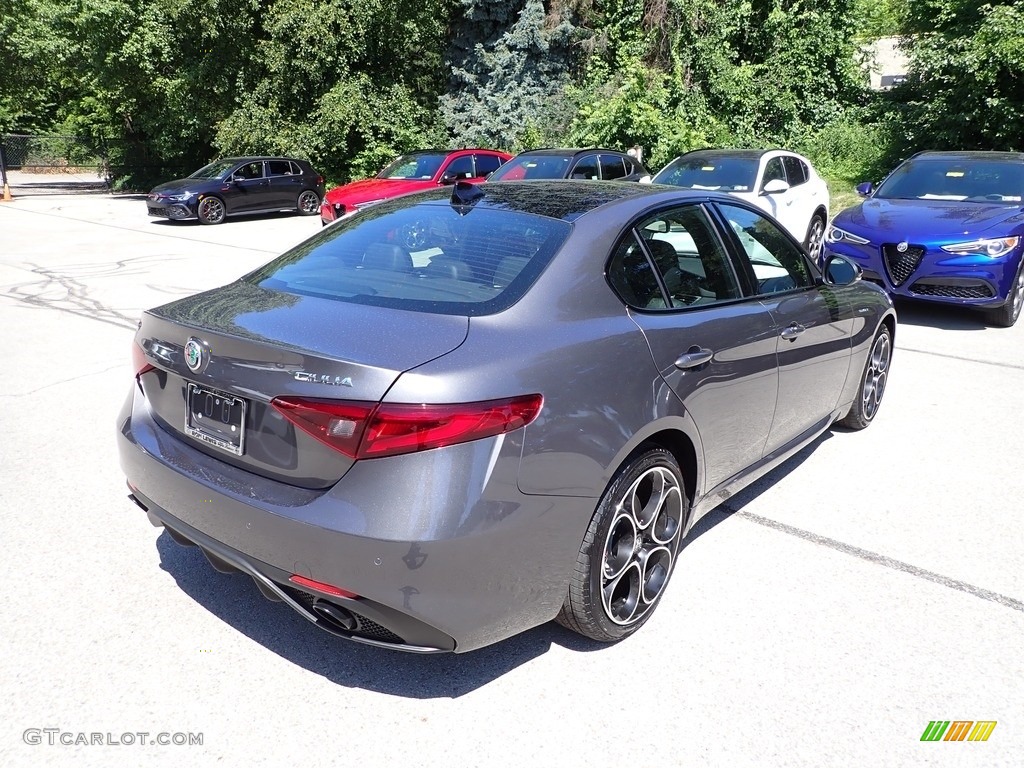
[882,244,925,286]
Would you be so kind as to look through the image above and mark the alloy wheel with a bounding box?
[198,197,225,224]
[861,331,891,420]
[298,190,320,214]
[806,216,825,261]
[600,466,683,625]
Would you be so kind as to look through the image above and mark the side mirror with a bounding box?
[823,254,861,286]
[231,173,244,183]
[440,173,457,185]
[855,182,873,197]
[761,178,789,195]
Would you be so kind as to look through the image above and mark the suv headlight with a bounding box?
[941,237,1020,257]
[826,225,870,245]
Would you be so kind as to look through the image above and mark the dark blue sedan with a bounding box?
[825,151,1024,326]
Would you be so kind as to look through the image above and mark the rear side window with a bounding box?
[267,160,293,176]
[475,154,503,177]
[782,156,807,186]
[600,155,627,180]
[248,198,571,316]
[608,204,741,310]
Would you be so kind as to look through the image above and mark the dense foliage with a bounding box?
[0,0,1019,188]
[877,0,1024,165]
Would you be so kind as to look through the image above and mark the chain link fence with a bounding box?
[1,134,208,195]
[1,134,111,195]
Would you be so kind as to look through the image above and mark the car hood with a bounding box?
[324,177,436,206]
[149,178,215,196]
[835,198,1024,240]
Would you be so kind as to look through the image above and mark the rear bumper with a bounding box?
[128,486,454,652]
[117,386,594,652]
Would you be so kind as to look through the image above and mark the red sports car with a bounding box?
[320,149,512,225]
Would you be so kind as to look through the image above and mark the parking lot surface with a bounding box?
[1,192,1021,767]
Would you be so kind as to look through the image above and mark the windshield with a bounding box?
[875,158,1024,202]
[246,195,572,316]
[653,155,758,192]
[376,153,448,180]
[189,160,238,179]
[488,155,573,181]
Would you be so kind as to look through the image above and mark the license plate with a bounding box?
[185,383,247,456]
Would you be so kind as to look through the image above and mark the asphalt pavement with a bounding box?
[0,192,1021,768]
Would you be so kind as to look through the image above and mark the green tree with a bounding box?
[440,0,577,150]
[883,0,1024,156]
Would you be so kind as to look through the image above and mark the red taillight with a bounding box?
[362,396,543,457]
[289,574,357,599]
[270,398,376,458]
[271,394,543,459]
[132,341,155,376]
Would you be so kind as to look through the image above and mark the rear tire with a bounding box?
[197,196,226,225]
[983,259,1024,327]
[838,324,892,430]
[556,447,687,643]
[297,189,320,215]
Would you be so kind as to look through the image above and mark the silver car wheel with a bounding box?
[861,331,891,420]
[600,466,683,626]
[805,215,825,261]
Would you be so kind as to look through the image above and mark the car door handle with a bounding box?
[780,323,805,341]
[674,348,714,369]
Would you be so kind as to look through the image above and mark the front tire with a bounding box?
[838,324,892,430]
[297,189,320,215]
[556,447,687,643]
[984,259,1024,327]
[197,196,226,225]
[804,213,826,262]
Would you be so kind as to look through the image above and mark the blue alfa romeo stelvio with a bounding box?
[825,151,1024,326]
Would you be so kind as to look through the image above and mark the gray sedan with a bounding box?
[118,180,896,653]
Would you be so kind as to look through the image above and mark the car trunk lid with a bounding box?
[136,280,468,488]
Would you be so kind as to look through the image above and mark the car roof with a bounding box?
[219,156,310,164]
[513,148,632,158]
[908,151,1024,163]
[398,148,508,156]
[407,180,727,222]
[676,148,775,161]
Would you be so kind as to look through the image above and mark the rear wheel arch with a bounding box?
[644,430,698,511]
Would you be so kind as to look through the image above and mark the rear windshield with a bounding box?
[875,158,1024,202]
[653,155,758,192]
[246,196,572,316]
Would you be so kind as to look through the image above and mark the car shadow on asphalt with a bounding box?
[680,430,831,551]
[148,210,313,227]
[892,298,990,330]
[155,534,604,698]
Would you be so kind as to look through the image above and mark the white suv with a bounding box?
[650,149,830,257]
